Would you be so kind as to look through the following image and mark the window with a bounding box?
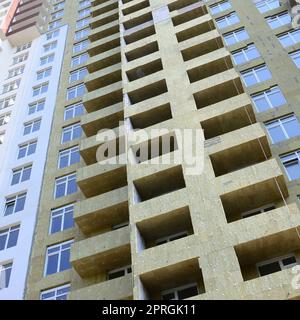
[74,28,90,41]
[257,254,297,277]
[0,225,20,251]
[46,29,60,40]
[54,173,77,199]
[48,19,62,30]
[251,86,286,112]
[11,165,32,185]
[255,0,280,13]
[216,12,240,29]
[210,1,232,15]
[50,204,74,234]
[107,266,132,280]
[73,40,89,53]
[33,83,48,96]
[67,84,85,100]
[241,64,272,87]
[28,100,45,115]
[0,96,16,110]
[64,103,84,120]
[23,119,41,135]
[69,68,87,83]
[36,68,52,80]
[232,44,260,65]
[58,146,80,169]
[265,114,300,144]
[2,79,20,93]
[0,263,13,289]
[223,28,249,46]
[242,204,275,219]
[281,150,300,180]
[40,284,70,300]
[0,114,11,127]
[161,283,199,300]
[45,240,73,276]
[18,141,37,159]
[76,17,90,29]
[71,53,88,68]
[12,53,28,65]
[278,29,300,48]
[16,42,31,53]
[78,8,91,18]
[40,54,54,66]
[266,11,291,29]
[79,0,91,8]
[156,231,188,246]
[0,132,4,144]
[43,41,57,52]
[290,50,300,68]
[61,123,82,143]
[8,65,24,78]
[4,193,26,216]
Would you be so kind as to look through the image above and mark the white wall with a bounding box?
[0,24,68,300]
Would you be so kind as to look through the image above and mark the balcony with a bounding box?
[77,162,127,198]
[80,126,125,164]
[74,186,129,235]
[83,81,123,112]
[81,102,123,137]
[139,258,205,299]
[208,123,271,177]
[86,48,121,73]
[69,274,133,300]
[71,226,131,277]
[219,159,288,223]
[85,63,122,92]
[199,94,254,140]
[235,227,300,282]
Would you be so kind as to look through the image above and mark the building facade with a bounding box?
[0,0,68,299]
[1,0,300,300]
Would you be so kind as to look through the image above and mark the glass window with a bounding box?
[4,193,26,216]
[50,204,74,234]
[54,173,77,199]
[58,146,80,169]
[40,284,70,300]
[251,86,287,112]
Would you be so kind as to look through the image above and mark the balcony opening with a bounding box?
[90,24,120,42]
[122,0,150,16]
[235,229,300,281]
[88,37,120,57]
[82,105,124,137]
[86,68,122,92]
[77,162,128,198]
[201,105,255,140]
[127,79,168,105]
[193,79,243,109]
[171,4,207,26]
[124,25,156,45]
[133,165,186,202]
[91,11,119,29]
[130,131,178,163]
[87,52,121,73]
[136,206,193,249]
[140,258,205,299]
[181,37,222,62]
[125,41,159,62]
[220,177,288,223]
[126,59,163,82]
[123,12,153,30]
[84,87,123,113]
[209,136,271,177]
[168,0,200,11]
[176,21,214,43]
[129,103,172,129]
[187,56,233,83]
[93,1,118,18]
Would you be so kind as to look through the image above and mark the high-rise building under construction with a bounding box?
[0,0,300,300]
